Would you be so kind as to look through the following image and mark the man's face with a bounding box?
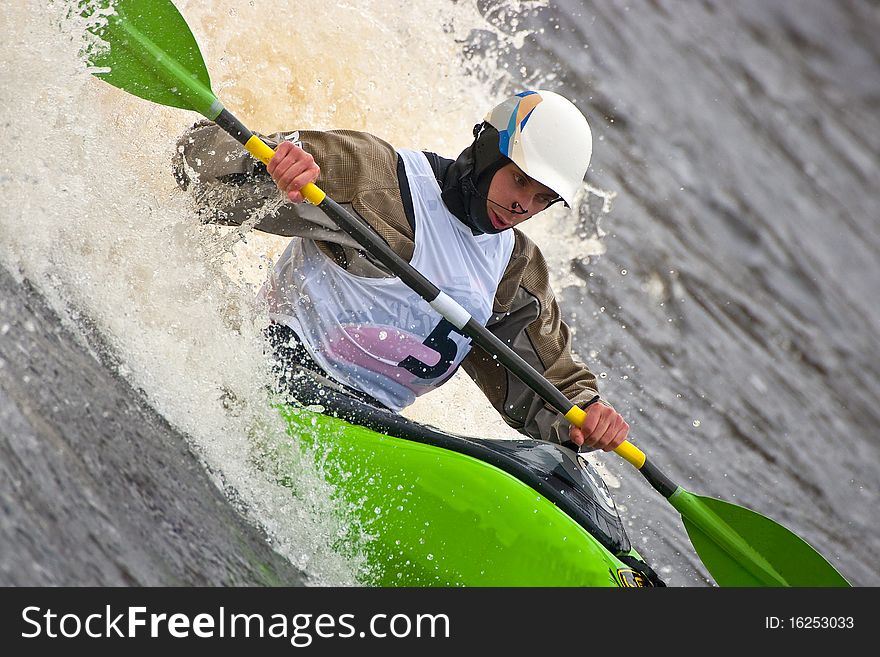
[485,163,560,230]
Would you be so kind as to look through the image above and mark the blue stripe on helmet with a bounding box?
[502,101,520,156]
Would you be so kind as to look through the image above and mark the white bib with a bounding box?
[262,148,514,411]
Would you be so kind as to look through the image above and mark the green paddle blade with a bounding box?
[673,491,850,587]
[83,0,220,118]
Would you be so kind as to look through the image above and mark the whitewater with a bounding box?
[1,0,878,587]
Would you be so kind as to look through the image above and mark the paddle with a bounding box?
[84,0,850,587]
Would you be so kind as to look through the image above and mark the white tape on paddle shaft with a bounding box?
[430,292,472,329]
[208,99,224,118]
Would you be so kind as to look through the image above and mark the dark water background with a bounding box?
[489,0,880,586]
[1,0,878,587]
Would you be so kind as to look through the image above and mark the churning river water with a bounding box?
[1,0,878,587]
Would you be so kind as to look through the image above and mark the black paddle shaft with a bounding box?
[314,195,577,416]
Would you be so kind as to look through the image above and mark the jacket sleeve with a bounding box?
[461,229,601,444]
[172,121,414,270]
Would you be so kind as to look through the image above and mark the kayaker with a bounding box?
[173,90,629,452]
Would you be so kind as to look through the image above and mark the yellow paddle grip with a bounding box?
[245,134,275,165]
[244,135,326,206]
[564,404,647,469]
[614,441,646,469]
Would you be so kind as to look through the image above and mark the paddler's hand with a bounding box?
[568,401,629,452]
[267,140,321,203]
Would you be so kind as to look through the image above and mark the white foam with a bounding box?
[1,0,575,583]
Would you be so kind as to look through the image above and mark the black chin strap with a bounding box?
[463,179,528,216]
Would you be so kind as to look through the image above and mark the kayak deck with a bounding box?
[275,381,660,587]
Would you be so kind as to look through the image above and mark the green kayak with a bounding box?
[276,380,662,588]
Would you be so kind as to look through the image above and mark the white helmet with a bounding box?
[484,90,592,207]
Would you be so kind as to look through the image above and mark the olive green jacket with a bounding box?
[174,122,602,443]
